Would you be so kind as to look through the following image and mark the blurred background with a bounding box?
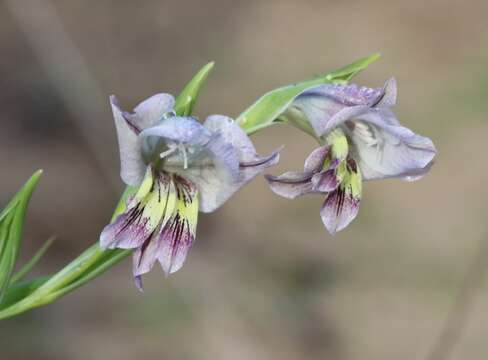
[1,0,487,359]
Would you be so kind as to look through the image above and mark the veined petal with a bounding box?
[131,177,178,280]
[311,169,339,193]
[320,187,360,234]
[158,176,199,275]
[100,168,174,250]
[320,159,362,234]
[110,95,147,186]
[304,145,330,172]
[132,176,199,286]
[265,171,314,199]
[346,113,436,180]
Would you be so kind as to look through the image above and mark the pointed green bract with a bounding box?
[0,170,42,300]
[236,54,381,134]
[325,53,381,82]
[174,61,215,116]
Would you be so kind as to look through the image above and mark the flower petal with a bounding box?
[131,178,178,277]
[291,82,385,136]
[347,113,436,180]
[132,176,199,283]
[180,115,281,212]
[110,95,147,186]
[301,83,385,107]
[320,187,360,234]
[376,77,397,107]
[100,168,175,250]
[319,158,362,234]
[140,116,209,150]
[130,93,175,130]
[288,79,399,137]
[304,145,330,172]
[157,177,199,275]
[265,171,314,199]
[311,169,339,193]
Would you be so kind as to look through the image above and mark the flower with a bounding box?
[100,93,280,289]
[266,78,436,234]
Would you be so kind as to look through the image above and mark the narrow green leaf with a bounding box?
[174,61,215,116]
[10,237,55,285]
[325,53,381,82]
[0,170,43,300]
[236,54,381,134]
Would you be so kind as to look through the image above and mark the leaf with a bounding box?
[174,61,215,116]
[0,276,49,311]
[235,53,381,134]
[10,237,54,285]
[0,170,43,300]
[326,53,381,82]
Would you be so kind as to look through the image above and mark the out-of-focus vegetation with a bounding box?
[1,1,487,359]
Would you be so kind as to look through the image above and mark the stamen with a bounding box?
[179,143,188,169]
[160,146,177,159]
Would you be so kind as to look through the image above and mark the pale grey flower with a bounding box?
[267,79,436,234]
[100,93,280,289]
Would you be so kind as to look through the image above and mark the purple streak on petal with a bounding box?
[265,171,313,199]
[110,95,146,186]
[132,233,161,277]
[320,188,360,235]
[304,145,330,172]
[131,177,198,278]
[100,203,150,250]
[100,170,172,252]
[158,179,198,275]
[157,214,195,275]
[311,169,339,193]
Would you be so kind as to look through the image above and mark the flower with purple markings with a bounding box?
[100,93,279,289]
[266,78,436,234]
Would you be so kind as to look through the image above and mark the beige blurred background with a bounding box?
[1,0,487,359]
